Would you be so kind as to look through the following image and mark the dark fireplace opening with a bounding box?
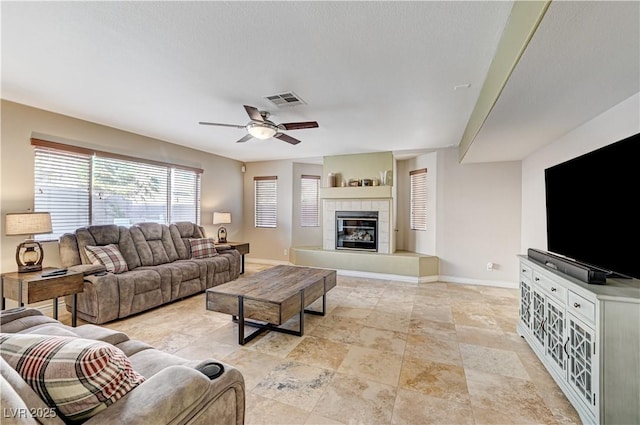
[336,211,378,252]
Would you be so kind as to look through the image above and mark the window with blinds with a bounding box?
[33,140,202,239]
[171,168,201,223]
[34,148,91,238]
[255,176,277,228]
[410,168,428,231]
[300,175,320,227]
[93,156,169,225]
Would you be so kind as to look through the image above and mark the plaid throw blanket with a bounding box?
[0,333,144,421]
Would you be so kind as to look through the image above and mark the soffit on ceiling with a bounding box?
[462,0,640,163]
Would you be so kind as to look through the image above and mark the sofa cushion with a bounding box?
[189,238,219,259]
[85,244,129,274]
[169,222,206,260]
[130,223,179,266]
[75,225,141,270]
[0,333,145,422]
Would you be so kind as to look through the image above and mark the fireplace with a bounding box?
[336,211,378,252]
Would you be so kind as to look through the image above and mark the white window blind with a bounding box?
[171,168,201,223]
[300,175,320,227]
[410,168,428,231]
[34,147,91,239]
[32,139,202,238]
[92,156,169,226]
[255,176,277,228]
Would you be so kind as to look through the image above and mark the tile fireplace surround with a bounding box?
[323,199,391,254]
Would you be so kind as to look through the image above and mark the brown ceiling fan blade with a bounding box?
[236,134,254,143]
[243,105,264,122]
[199,121,246,129]
[274,133,302,145]
[280,121,319,130]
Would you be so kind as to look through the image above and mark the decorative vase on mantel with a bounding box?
[379,170,389,186]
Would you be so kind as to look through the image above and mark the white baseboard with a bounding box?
[245,258,292,266]
[438,275,518,289]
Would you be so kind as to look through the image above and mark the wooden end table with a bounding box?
[1,268,84,326]
[225,242,249,274]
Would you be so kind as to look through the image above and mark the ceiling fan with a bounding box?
[199,105,319,145]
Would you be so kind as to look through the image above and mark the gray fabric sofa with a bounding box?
[0,308,245,425]
[59,222,241,324]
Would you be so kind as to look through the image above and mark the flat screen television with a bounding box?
[544,131,639,280]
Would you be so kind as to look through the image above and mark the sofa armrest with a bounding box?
[64,273,119,324]
[0,308,62,334]
[84,364,244,425]
[68,264,107,276]
[0,308,44,326]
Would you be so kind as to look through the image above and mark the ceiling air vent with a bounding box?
[264,92,306,108]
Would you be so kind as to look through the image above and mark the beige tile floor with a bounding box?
[58,263,581,425]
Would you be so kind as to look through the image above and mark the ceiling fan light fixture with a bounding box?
[200,105,317,145]
[247,123,277,140]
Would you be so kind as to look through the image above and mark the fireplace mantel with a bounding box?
[319,186,392,200]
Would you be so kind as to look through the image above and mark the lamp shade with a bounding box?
[213,212,231,225]
[5,212,52,236]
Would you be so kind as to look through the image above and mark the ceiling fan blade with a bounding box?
[199,121,246,129]
[274,133,302,145]
[279,121,319,130]
[236,134,254,143]
[243,105,264,122]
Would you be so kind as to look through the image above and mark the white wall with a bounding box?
[0,100,244,272]
[521,92,640,253]
[242,160,293,262]
[292,162,323,247]
[437,147,522,285]
[396,152,438,255]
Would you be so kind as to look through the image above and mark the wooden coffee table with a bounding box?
[206,265,337,345]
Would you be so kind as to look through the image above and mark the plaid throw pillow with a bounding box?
[85,244,128,274]
[189,238,218,259]
[0,333,145,422]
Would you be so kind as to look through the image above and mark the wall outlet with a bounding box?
[486,262,494,271]
[284,249,288,256]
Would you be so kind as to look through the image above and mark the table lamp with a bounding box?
[5,212,53,273]
[213,212,231,243]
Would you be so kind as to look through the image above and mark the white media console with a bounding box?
[517,255,640,424]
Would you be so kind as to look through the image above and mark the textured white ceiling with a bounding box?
[2,2,638,163]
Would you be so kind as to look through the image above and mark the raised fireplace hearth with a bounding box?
[336,211,378,252]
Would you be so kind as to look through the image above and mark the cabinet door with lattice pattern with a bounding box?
[567,314,597,414]
[519,278,532,331]
[532,288,546,350]
[545,297,566,377]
